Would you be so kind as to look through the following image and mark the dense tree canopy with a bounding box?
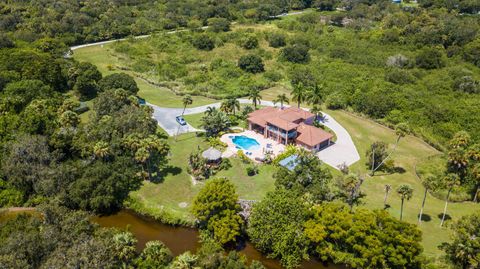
[192,178,244,245]
[305,203,424,269]
[248,189,308,269]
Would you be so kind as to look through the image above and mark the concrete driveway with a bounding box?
[148,99,360,168]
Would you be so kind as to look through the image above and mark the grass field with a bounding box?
[127,132,277,225]
[325,109,480,260]
[73,45,216,108]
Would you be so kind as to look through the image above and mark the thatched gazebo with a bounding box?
[202,147,222,163]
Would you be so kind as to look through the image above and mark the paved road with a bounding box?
[150,100,360,168]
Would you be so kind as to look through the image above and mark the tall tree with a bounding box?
[201,109,230,137]
[471,163,480,202]
[305,203,423,269]
[309,105,322,123]
[339,173,364,212]
[248,89,262,109]
[384,184,392,208]
[273,93,289,109]
[221,96,240,115]
[440,173,461,227]
[396,184,413,221]
[366,141,388,176]
[371,123,409,174]
[308,84,323,106]
[418,175,440,224]
[181,95,193,116]
[291,82,307,108]
[248,189,308,269]
[192,178,244,245]
[440,212,480,269]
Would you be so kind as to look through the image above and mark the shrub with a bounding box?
[280,44,310,63]
[386,54,410,68]
[237,150,252,164]
[416,47,446,69]
[0,34,15,49]
[208,18,231,32]
[264,70,283,82]
[385,69,416,85]
[246,165,259,176]
[98,73,139,95]
[325,92,346,109]
[453,76,479,94]
[192,34,215,51]
[463,39,480,67]
[329,46,349,60]
[267,32,286,48]
[240,35,259,50]
[238,54,264,73]
[218,158,232,171]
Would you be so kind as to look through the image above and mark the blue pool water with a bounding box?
[232,135,260,150]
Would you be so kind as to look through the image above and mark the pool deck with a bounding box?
[220,131,286,162]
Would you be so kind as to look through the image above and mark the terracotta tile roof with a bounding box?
[247,107,315,130]
[282,107,315,120]
[266,117,299,131]
[248,116,267,127]
[296,123,333,147]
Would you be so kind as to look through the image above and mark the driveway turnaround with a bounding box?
[148,99,360,168]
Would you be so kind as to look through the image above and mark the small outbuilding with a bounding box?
[202,147,222,163]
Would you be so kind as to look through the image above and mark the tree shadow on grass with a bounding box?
[150,166,183,184]
[418,214,431,222]
[437,213,452,221]
[394,166,406,174]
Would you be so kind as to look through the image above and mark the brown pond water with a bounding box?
[1,209,341,269]
[93,210,341,269]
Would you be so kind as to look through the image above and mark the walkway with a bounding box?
[149,100,360,168]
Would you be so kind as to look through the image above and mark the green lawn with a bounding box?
[127,132,278,225]
[183,113,204,129]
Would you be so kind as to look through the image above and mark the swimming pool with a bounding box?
[231,135,260,150]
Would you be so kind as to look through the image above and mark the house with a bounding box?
[247,107,333,152]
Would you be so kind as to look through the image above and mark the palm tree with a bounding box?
[181,95,193,116]
[135,147,150,180]
[248,89,262,109]
[308,84,324,106]
[384,184,391,208]
[342,174,364,212]
[396,184,413,221]
[225,96,240,115]
[273,93,289,109]
[448,131,471,149]
[309,105,322,123]
[440,173,461,227]
[418,176,440,224]
[291,83,307,108]
[371,122,409,175]
[471,164,480,202]
[93,141,110,160]
[205,106,217,116]
[220,101,232,115]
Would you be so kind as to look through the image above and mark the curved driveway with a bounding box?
[150,100,360,168]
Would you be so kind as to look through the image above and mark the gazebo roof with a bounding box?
[202,147,222,161]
